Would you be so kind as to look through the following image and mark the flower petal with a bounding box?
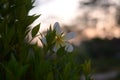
[54,22,61,34]
[64,32,76,40]
[53,46,57,52]
[53,44,60,52]
[65,43,73,52]
[41,37,47,45]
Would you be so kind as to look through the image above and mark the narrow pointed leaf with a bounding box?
[32,24,40,37]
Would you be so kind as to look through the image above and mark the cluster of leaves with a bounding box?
[0,0,39,79]
[0,0,94,80]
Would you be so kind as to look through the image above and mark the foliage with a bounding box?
[0,0,93,80]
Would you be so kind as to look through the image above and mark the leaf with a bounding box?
[56,46,66,57]
[45,26,56,46]
[25,15,40,26]
[17,64,29,79]
[0,63,13,80]
[81,60,92,77]
[31,24,40,37]
[63,63,71,80]
[47,72,54,80]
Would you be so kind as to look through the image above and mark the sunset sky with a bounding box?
[29,0,120,41]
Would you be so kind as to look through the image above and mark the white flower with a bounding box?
[41,22,76,52]
[53,22,76,52]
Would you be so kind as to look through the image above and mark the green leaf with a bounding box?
[56,46,66,57]
[31,23,40,37]
[0,63,13,80]
[17,64,29,79]
[81,60,92,79]
[25,15,40,26]
[63,63,71,80]
[47,72,54,80]
[45,26,56,46]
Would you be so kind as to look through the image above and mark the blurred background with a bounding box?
[29,0,120,80]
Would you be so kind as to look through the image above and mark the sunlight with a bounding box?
[28,0,120,46]
[29,0,79,32]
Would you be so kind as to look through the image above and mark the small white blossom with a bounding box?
[41,22,76,52]
[53,22,76,52]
